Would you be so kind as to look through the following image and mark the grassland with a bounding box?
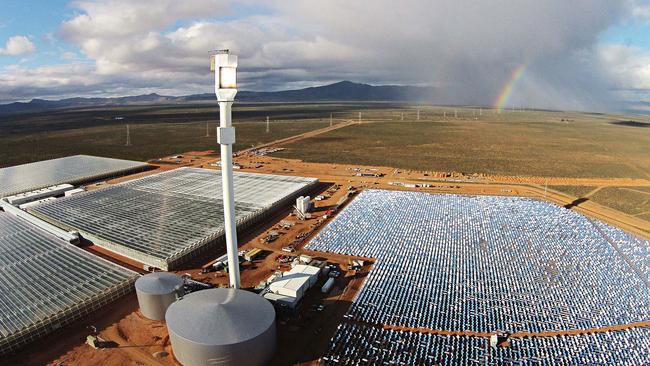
[274,107,650,179]
[2,102,649,223]
[590,187,650,222]
[549,185,596,198]
[0,102,371,167]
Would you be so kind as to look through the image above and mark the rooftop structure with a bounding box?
[31,167,318,270]
[0,211,138,355]
[0,155,149,198]
[307,189,650,362]
[166,288,276,366]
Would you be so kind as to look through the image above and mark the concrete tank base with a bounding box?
[166,288,276,366]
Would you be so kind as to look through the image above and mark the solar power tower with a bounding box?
[211,49,241,288]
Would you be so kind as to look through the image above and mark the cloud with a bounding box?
[632,2,650,21]
[0,0,646,111]
[0,36,36,56]
[61,51,78,60]
[598,44,650,104]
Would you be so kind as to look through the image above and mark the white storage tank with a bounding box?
[166,288,276,366]
[135,272,184,321]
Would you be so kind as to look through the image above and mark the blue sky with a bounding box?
[601,18,650,49]
[0,1,74,66]
[0,0,649,112]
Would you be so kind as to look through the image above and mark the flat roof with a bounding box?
[32,167,318,270]
[0,155,149,198]
[0,211,138,354]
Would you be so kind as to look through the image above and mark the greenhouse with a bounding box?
[0,212,138,355]
[0,155,149,198]
[32,168,318,270]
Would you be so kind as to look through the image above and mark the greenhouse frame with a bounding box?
[0,212,139,355]
[0,155,149,198]
[31,168,319,270]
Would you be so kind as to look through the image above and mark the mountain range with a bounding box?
[0,81,435,115]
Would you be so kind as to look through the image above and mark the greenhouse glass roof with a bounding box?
[0,155,149,198]
[0,212,138,353]
[32,168,318,270]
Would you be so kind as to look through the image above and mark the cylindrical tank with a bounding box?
[166,288,276,366]
[135,272,184,320]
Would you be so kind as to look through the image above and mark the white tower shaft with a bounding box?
[219,101,240,289]
[213,50,240,289]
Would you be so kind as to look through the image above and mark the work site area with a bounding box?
[3,1,650,364]
[0,134,649,365]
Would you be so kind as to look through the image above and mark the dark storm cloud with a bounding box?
[1,0,647,110]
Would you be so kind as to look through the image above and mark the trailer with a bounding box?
[244,248,263,262]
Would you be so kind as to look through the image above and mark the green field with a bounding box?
[274,108,650,179]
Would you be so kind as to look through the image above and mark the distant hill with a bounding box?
[0,81,435,115]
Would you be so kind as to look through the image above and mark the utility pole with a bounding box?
[401,112,404,121]
[358,112,361,124]
[266,116,270,133]
[125,124,131,146]
[205,122,210,137]
[417,109,420,120]
[330,113,333,127]
[544,179,548,199]
[454,109,458,119]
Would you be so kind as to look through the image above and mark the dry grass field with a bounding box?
[2,102,649,221]
[0,102,365,167]
[0,120,331,166]
[590,187,650,222]
[274,108,650,179]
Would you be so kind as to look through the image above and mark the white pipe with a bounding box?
[1,200,79,244]
[219,101,241,289]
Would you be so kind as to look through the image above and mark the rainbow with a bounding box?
[494,64,526,112]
